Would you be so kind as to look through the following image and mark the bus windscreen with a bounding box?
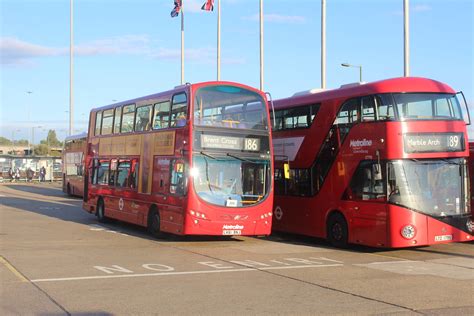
[193,85,268,130]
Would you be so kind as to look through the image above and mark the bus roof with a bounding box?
[90,81,264,113]
[64,132,87,142]
[274,77,456,110]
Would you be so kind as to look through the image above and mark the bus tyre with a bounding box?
[67,183,72,196]
[327,213,348,248]
[147,208,163,238]
[96,199,108,223]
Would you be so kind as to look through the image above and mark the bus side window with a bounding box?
[153,101,171,129]
[109,159,118,186]
[97,160,110,185]
[375,95,395,120]
[345,161,386,201]
[91,159,99,184]
[121,104,136,133]
[135,105,152,132]
[170,160,186,195]
[116,160,131,188]
[95,111,102,136]
[130,159,139,190]
[170,93,187,127]
[113,106,122,133]
[361,96,376,122]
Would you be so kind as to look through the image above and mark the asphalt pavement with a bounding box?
[1,183,473,315]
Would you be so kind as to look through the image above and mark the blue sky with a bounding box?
[1,0,473,142]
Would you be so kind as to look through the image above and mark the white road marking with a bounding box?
[88,224,130,236]
[30,264,343,283]
[355,260,474,280]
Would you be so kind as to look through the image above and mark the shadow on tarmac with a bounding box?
[263,231,474,258]
[4,184,67,198]
[2,184,242,244]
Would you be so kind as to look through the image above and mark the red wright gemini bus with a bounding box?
[62,132,87,197]
[83,81,274,237]
[271,77,473,248]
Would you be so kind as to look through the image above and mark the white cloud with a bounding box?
[412,5,432,13]
[393,4,432,16]
[1,36,243,66]
[0,37,63,66]
[74,35,151,56]
[243,13,306,24]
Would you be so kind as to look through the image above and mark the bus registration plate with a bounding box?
[223,230,242,236]
[434,234,452,242]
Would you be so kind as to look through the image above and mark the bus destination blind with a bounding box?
[200,134,260,152]
[404,133,464,153]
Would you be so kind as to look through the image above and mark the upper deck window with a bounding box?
[153,101,171,129]
[135,105,152,132]
[113,107,122,133]
[335,99,359,125]
[194,85,268,130]
[272,104,320,131]
[170,93,187,127]
[121,104,136,133]
[101,109,114,135]
[94,112,102,136]
[394,93,463,121]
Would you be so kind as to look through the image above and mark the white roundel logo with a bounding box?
[274,206,283,220]
[119,198,124,211]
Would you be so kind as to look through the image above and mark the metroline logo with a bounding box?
[350,139,373,148]
[223,224,244,230]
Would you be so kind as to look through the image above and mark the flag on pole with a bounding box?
[201,0,214,11]
[171,0,182,18]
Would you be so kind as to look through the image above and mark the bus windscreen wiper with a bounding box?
[226,153,252,162]
[200,151,217,160]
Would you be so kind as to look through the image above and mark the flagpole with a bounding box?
[321,0,326,89]
[217,0,221,81]
[69,0,74,136]
[181,0,185,84]
[259,0,264,91]
[403,0,410,77]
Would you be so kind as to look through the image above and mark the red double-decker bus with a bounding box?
[83,81,273,237]
[63,132,87,197]
[271,77,473,248]
[469,141,474,210]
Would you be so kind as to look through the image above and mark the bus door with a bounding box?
[343,160,388,247]
[108,159,140,223]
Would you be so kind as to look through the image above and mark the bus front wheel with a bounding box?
[327,212,348,248]
[147,207,163,238]
[96,199,108,223]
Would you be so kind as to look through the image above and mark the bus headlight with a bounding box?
[190,210,207,220]
[401,225,416,239]
[467,219,474,233]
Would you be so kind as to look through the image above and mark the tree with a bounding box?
[16,139,29,145]
[0,137,12,145]
[34,144,49,156]
[41,130,62,147]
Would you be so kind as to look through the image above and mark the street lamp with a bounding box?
[26,91,33,153]
[341,63,363,83]
[31,125,42,155]
[11,129,20,155]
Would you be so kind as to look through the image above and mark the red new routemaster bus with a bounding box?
[63,132,87,197]
[469,141,474,210]
[271,77,473,248]
[83,81,273,237]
